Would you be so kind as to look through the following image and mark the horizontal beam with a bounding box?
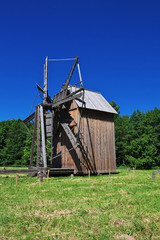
[49,168,74,175]
[48,58,76,61]
[24,112,35,124]
[0,169,38,174]
[52,88,84,108]
[0,168,74,175]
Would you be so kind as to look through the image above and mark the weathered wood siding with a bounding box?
[52,100,116,174]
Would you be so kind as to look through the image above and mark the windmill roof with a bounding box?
[69,86,117,114]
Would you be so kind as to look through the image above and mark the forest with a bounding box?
[0,103,160,169]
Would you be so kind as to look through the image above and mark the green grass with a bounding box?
[0,170,160,239]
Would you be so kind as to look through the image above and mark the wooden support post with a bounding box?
[44,57,48,103]
[38,171,44,183]
[88,170,90,179]
[39,175,43,183]
[77,63,83,87]
[47,169,50,182]
[51,111,54,166]
[128,168,130,177]
[40,105,47,168]
[36,106,41,168]
[152,171,156,180]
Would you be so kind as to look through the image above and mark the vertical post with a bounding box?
[40,105,47,168]
[77,63,83,87]
[47,169,50,182]
[39,171,43,183]
[152,171,156,180]
[36,106,41,167]
[44,56,48,103]
[51,111,54,166]
[127,168,130,178]
[88,170,90,179]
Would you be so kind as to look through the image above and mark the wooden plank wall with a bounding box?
[52,101,116,174]
[79,109,116,174]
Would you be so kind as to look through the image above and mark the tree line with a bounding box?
[0,119,32,166]
[110,101,160,169]
[0,103,160,169]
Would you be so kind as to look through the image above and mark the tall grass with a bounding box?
[0,169,160,239]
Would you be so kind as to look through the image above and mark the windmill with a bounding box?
[24,56,85,176]
[0,56,117,178]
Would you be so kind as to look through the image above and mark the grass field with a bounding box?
[0,169,160,240]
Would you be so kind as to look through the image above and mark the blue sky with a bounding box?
[0,0,160,121]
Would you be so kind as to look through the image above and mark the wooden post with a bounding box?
[88,170,90,179]
[44,57,48,103]
[152,171,156,180]
[47,169,50,182]
[39,171,43,183]
[77,63,83,87]
[36,106,41,168]
[51,111,54,166]
[40,105,47,168]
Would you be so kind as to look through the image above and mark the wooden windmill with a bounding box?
[24,56,117,177]
[0,56,117,178]
[24,56,85,175]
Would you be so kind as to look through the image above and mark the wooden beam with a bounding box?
[36,106,41,167]
[61,56,79,91]
[40,105,47,168]
[0,169,38,174]
[44,57,48,103]
[52,89,83,108]
[49,168,74,175]
[0,168,74,175]
[23,112,35,124]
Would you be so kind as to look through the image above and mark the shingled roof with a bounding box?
[69,86,117,114]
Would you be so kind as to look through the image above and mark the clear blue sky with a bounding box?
[0,0,160,121]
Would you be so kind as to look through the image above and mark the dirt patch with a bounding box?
[34,209,74,219]
[143,218,150,224]
[110,218,131,227]
[53,209,71,216]
[115,234,135,240]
